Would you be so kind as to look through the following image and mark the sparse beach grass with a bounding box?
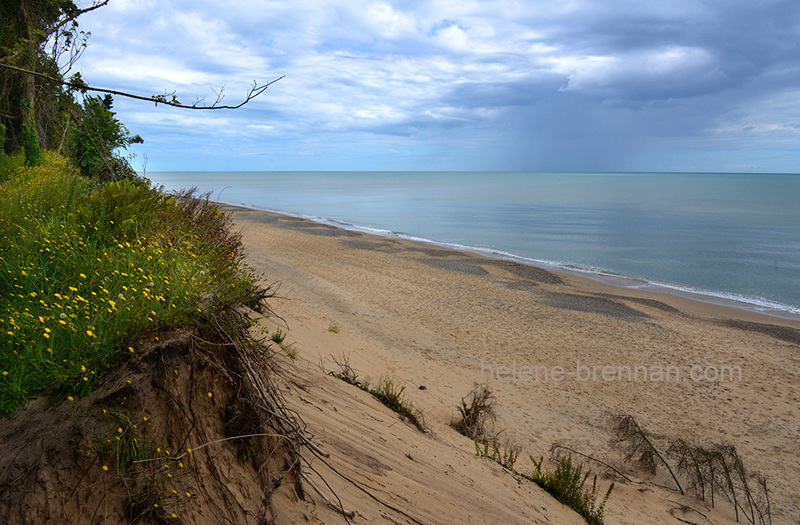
[0,154,263,416]
[328,354,425,430]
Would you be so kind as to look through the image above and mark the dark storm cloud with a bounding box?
[76,0,800,171]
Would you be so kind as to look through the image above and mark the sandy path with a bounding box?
[226,205,800,525]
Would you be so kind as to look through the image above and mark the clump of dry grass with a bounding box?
[452,383,496,439]
[327,353,362,387]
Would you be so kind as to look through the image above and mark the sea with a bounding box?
[146,171,800,321]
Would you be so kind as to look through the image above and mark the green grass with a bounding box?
[270,328,286,344]
[327,356,425,431]
[368,377,425,430]
[0,152,24,183]
[475,436,522,470]
[0,153,263,416]
[522,455,614,525]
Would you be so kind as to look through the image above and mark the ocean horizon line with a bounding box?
[148,169,800,176]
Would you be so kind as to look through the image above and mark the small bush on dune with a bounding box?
[328,353,361,387]
[611,413,772,525]
[453,383,496,439]
[271,328,286,344]
[524,455,614,525]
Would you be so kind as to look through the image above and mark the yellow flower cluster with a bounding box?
[2,160,237,412]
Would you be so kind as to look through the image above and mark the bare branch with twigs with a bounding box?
[0,63,283,109]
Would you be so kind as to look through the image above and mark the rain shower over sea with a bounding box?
[148,171,800,320]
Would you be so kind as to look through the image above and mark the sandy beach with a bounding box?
[224,204,800,525]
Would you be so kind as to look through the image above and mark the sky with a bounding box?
[74,0,800,172]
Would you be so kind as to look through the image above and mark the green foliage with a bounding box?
[67,94,143,181]
[21,98,42,167]
[1,0,89,156]
[327,356,425,431]
[367,377,425,431]
[475,436,522,470]
[522,455,614,525]
[0,151,24,182]
[74,179,165,240]
[21,123,42,167]
[270,328,286,344]
[0,154,266,416]
[282,344,298,360]
[100,410,151,474]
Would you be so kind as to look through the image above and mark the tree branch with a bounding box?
[0,63,283,109]
[48,1,111,42]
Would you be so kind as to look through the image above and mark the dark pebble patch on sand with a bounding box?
[542,292,650,321]
[718,320,800,346]
[419,257,490,276]
[500,280,540,291]
[594,293,680,313]
[340,239,402,252]
[483,261,564,285]
[242,213,362,237]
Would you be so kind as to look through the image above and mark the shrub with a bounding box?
[270,328,286,344]
[67,94,143,181]
[328,353,362,387]
[0,151,24,182]
[524,455,614,525]
[608,413,683,494]
[452,383,496,439]
[667,440,772,525]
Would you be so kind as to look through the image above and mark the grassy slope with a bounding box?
[0,152,263,416]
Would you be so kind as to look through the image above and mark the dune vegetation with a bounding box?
[0,152,266,416]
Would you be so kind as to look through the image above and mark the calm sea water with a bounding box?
[147,171,800,319]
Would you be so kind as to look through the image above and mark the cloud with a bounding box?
[73,0,800,172]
